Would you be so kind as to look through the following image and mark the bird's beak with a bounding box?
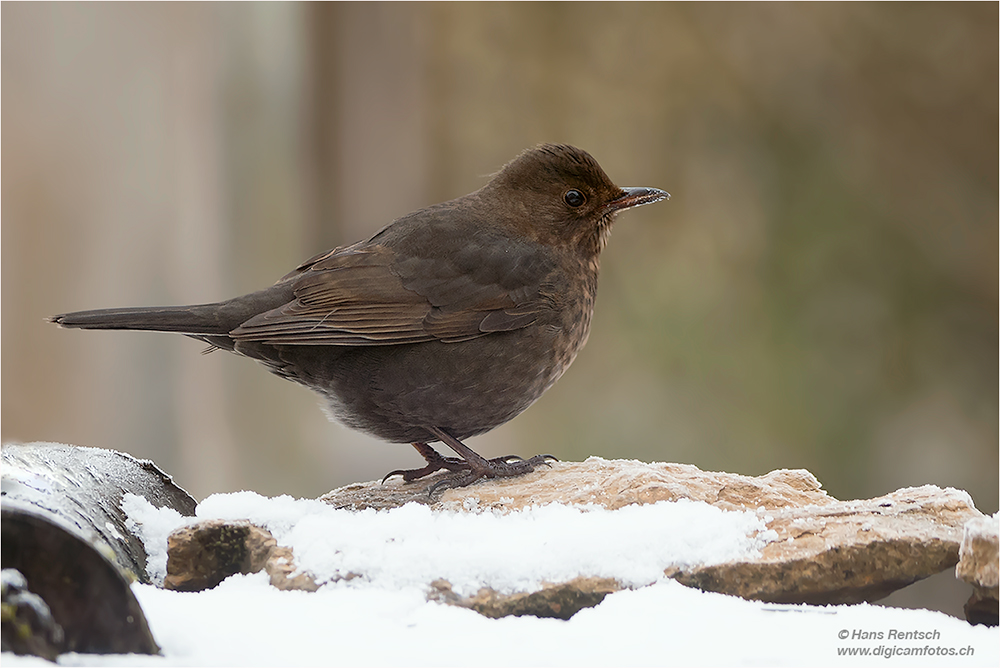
[605,187,671,213]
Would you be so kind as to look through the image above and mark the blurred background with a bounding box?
[3,3,996,517]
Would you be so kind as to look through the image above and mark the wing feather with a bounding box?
[230,234,555,346]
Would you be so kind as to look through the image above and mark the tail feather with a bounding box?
[50,285,296,341]
[49,304,233,335]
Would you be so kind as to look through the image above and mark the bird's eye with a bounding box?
[564,189,586,207]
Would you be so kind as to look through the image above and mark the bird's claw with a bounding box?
[424,452,558,499]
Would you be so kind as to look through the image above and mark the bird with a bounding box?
[50,144,669,492]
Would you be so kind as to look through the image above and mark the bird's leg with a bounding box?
[381,442,469,483]
[425,426,556,496]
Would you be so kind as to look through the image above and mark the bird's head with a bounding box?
[485,144,669,254]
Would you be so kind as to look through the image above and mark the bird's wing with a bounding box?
[229,240,555,346]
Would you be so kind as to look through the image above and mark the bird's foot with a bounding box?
[427,453,557,497]
[382,442,468,483]
[420,426,556,497]
[381,442,552,484]
[382,443,557,487]
[381,430,557,495]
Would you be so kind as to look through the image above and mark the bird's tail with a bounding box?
[49,286,294,338]
[49,303,234,335]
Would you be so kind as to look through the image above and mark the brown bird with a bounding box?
[51,144,669,491]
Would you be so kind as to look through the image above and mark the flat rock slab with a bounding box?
[166,459,987,619]
[319,459,985,607]
[320,458,834,512]
[671,484,979,604]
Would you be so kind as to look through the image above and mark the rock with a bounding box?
[164,520,321,593]
[170,459,988,622]
[320,459,986,611]
[428,577,621,620]
[955,514,999,626]
[320,458,834,511]
[265,546,320,593]
[164,520,276,591]
[671,485,981,605]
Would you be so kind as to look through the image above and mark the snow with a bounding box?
[122,491,776,595]
[4,492,998,666]
[121,494,188,585]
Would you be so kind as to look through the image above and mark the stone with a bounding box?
[321,459,986,611]
[955,514,998,626]
[265,546,320,593]
[671,485,981,605]
[427,577,621,620]
[320,458,834,512]
[164,519,323,593]
[165,460,988,622]
[164,520,276,591]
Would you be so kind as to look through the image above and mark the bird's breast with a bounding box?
[535,257,599,393]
